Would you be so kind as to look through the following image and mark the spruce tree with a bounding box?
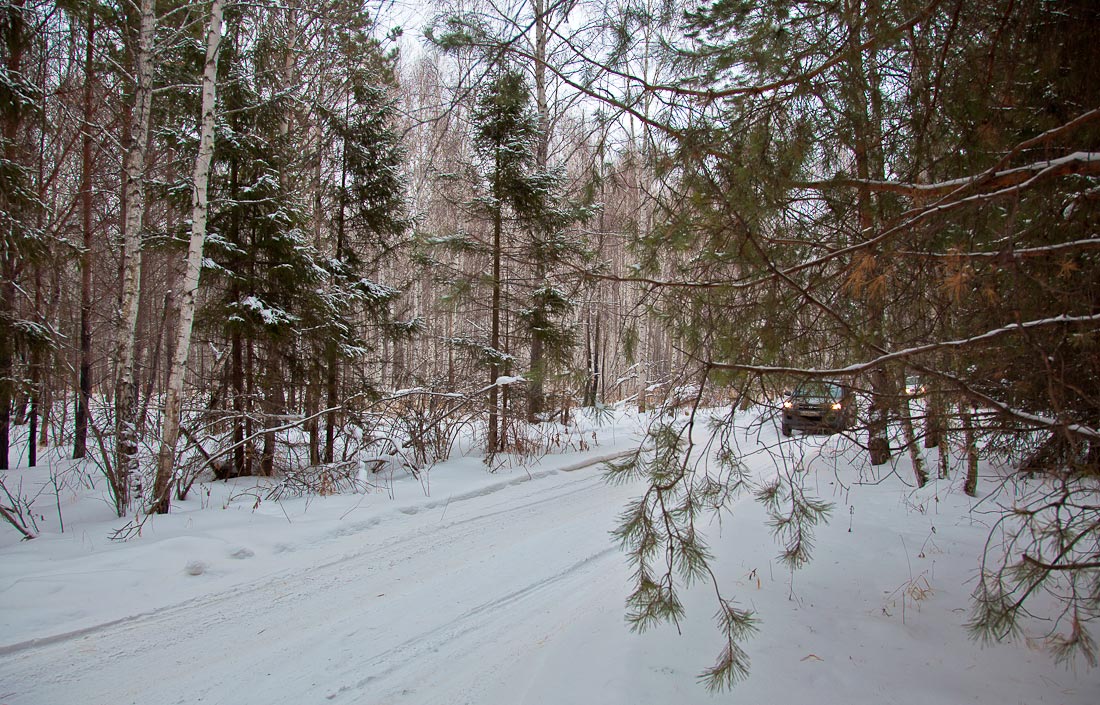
[0,0,50,471]
[200,1,314,477]
[315,16,408,463]
[456,67,582,450]
[186,0,409,477]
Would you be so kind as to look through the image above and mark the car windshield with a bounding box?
[793,382,843,400]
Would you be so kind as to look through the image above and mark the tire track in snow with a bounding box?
[0,451,629,659]
[0,451,641,705]
[320,545,619,702]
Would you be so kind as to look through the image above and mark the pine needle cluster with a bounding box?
[608,414,835,689]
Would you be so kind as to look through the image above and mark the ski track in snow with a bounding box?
[0,457,637,705]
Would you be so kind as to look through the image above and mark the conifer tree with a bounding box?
[315,15,407,462]
[427,2,596,428]
[455,67,582,450]
[599,0,1100,679]
[0,0,50,471]
[473,68,533,451]
[195,0,407,474]
[199,0,317,477]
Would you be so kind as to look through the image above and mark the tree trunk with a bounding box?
[583,311,593,407]
[231,328,245,475]
[447,303,456,389]
[27,351,37,468]
[583,309,602,407]
[152,0,224,514]
[245,338,254,476]
[325,86,351,464]
[898,383,927,487]
[74,9,96,460]
[843,0,892,467]
[0,0,29,471]
[867,369,891,466]
[261,355,281,477]
[306,373,319,465]
[960,403,979,497]
[28,268,40,468]
[114,0,157,515]
[501,315,511,451]
[526,0,550,423]
[591,313,601,406]
[487,201,502,454]
[937,415,950,480]
[138,291,172,432]
[324,342,337,464]
[0,331,9,469]
[38,357,51,447]
[924,388,943,449]
[528,318,545,421]
[34,124,50,452]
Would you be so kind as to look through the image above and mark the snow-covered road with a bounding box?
[4,416,1099,705]
[0,460,640,705]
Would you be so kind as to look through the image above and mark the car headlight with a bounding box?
[831,402,842,410]
[783,400,793,409]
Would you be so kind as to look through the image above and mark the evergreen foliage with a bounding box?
[0,0,50,470]
[612,0,1100,678]
[418,62,586,445]
[607,414,767,689]
[2,0,1098,690]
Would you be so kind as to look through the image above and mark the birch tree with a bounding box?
[151,0,224,514]
[111,0,156,515]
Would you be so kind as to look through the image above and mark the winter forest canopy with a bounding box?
[1,0,1099,690]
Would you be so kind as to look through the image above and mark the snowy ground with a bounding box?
[1,407,1097,705]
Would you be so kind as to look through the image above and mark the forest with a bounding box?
[1,0,1098,687]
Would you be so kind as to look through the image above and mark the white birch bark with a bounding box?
[151,0,225,514]
[114,0,156,516]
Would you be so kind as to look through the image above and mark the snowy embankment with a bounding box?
[1,408,1097,705]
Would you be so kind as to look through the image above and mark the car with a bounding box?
[904,376,926,396]
[781,380,856,436]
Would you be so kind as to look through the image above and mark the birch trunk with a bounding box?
[898,384,927,487]
[151,0,225,514]
[112,0,156,515]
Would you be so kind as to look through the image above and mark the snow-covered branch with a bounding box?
[708,314,1100,378]
[796,151,1100,198]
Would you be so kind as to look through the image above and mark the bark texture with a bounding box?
[152,0,225,514]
